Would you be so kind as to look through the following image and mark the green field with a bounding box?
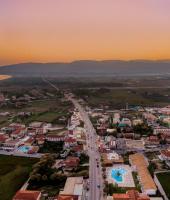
[74,88,170,108]
[157,172,170,198]
[0,155,38,200]
[3,99,73,125]
[0,116,10,128]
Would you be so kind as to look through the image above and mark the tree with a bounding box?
[133,123,153,136]
[42,175,48,181]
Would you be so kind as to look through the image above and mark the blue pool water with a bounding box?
[111,168,127,183]
[18,146,31,153]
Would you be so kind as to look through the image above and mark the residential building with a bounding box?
[59,177,84,200]
[129,153,157,195]
[46,134,65,142]
[153,128,170,135]
[111,190,150,200]
[13,190,41,200]
[102,152,123,166]
[63,156,80,171]
[55,195,78,200]
[160,149,170,161]
[125,139,145,151]
[132,119,143,126]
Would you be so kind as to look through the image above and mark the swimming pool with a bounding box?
[18,146,31,153]
[111,168,127,183]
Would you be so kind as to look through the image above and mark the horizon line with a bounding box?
[1,58,170,67]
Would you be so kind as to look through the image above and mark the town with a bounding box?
[1,0,170,200]
[0,84,170,200]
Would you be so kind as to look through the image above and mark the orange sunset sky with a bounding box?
[0,0,170,65]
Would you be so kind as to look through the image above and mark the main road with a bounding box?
[66,95,104,200]
[42,78,104,200]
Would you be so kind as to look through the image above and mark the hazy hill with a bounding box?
[0,60,170,77]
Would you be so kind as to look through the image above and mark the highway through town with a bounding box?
[67,96,104,200]
[43,78,104,200]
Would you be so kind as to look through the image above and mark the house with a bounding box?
[64,156,80,171]
[64,137,77,148]
[59,177,84,199]
[2,139,21,151]
[162,117,170,126]
[111,190,150,200]
[133,119,143,126]
[129,153,157,195]
[29,122,51,133]
[73,127,86,143]
[27,128,37,136]
[160,149,170,161]
[116,138,126,150]
[125,139,145,151]
[35,134,45,145]
[55,195,78,200]
[0,134,8,145]
[123,133,134,139]
[9,123,26,129]
[112,113,120,124]
[29,122,44,128]
[96,125,107,136]
[46,134,65,142]
[13,190,41,200]
[159,106,170,115]
[143,113,157,123]
[102,152,124,166]
[161,132,170,143]
[120,118,132,127]
[11,127,26,139]
[153,128,170,135]
[71,144,84,153]
[146,136,160,146]
[23,136,35,146]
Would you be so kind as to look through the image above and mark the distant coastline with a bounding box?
[0,75,12,81]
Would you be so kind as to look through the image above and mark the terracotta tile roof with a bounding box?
[0,135,8,142]
[161,149,170,157]
[113,190,149,200]
[127,190,149,200]
[56,195,78,200]
[11,128,22,135]
[64,137,76,143]
[72,145,83,152]
[64,157,80,167]
[46,134,65,138]
[113,193,130,200]
[13,190,41,200]
[149,136,159,142]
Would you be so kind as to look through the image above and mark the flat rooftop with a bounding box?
[60,177,83,196]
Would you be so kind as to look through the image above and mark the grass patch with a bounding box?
[157,172,170,198]
[0,155,38,200]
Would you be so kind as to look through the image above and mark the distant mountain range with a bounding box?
[0,60,170,77]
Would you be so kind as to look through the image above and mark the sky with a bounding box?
[0,0,170,65]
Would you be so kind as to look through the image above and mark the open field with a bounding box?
[0,155,38,200]
[5,77,165,109]
[13,101,72,125]
[0,99,73,125]
[74,88,170,108]
[0,116,10,128]
[156,172,170,198]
